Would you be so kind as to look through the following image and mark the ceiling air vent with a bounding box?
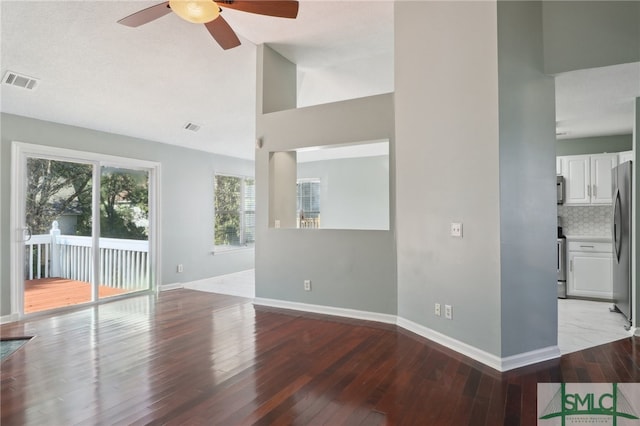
[2,71,39,90]
[183,122,201,132]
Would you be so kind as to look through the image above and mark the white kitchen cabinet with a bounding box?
[563,156,590,204]
[556,157,563,175]
[618,150,634,164]
[559,153,617,205]
[567,241,613,300]
[590,154,617,204]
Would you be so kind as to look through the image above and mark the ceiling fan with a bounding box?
[118,0,299,50]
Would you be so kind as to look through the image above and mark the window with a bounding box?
[297,178,320,228]
[214,175,255,251]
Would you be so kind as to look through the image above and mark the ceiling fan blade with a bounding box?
[205,16,242,50]
[218,1,299,19]
[117,2,172,27]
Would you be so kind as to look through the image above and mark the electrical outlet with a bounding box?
[450,223,463,237]
[304,280,311,291]
[177,264,184,273]
[275,220,281,228]
[434,303,441,317]
[445,304,452,320]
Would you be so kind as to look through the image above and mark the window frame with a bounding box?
[296,177,321,219]
[296,177,321,229]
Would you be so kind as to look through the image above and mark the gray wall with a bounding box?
[497,1,557,357]
[634,98,639,331]
[395,1,556,358]
[542,1,640,74]
[261,45,297,114]
[556,135,633,156]
[0,113,254,316]
[256,45,396,314]
[269,151,297,228]
[298,156,390,230]
[395,1,502,356]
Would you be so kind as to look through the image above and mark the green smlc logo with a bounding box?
[540,383,639,425]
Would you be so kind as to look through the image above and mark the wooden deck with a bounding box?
[24,278,127,314]
[1,289,638,425]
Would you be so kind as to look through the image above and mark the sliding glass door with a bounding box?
[23,157,95,313]
[13,143,158,316]
[99,166,150,298]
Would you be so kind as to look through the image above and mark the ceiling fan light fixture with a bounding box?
[169,0,220,24]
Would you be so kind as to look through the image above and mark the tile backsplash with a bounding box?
[557,205,612,237]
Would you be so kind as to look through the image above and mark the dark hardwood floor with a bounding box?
[1,289,638,425]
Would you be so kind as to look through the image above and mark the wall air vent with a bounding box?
[183,122,201,132]
[2,71,39,90]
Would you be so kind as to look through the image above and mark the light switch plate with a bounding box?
[450,222,463,237]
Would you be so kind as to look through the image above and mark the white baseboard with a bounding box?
[254,298,561,372]
[501,345,561,371]
[253,298,397,325]
[159,282,183,292]
[396,317,504,371]
[0,313,20,324]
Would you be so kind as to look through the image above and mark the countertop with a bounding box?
[564,235,612,243]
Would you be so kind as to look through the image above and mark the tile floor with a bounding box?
[182,269,255,298]
[557,298,633,354]
[185,270,633,355]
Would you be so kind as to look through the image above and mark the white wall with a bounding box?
[298,155,389,230]
[395,1,502,355]
[0,113,255,316]
[297,53,394,109]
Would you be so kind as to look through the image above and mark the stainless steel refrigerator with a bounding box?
[612,161,632,324]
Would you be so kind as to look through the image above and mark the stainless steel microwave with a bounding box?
[557,175,564,205]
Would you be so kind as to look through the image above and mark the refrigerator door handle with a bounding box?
[557,240,563,273]
[613,188,622,263]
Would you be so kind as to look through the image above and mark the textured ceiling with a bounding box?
[1,1,637,160]
[1,0,394,160]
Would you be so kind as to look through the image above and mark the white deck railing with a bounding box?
[25,234,53,280]
[25,223,150,290]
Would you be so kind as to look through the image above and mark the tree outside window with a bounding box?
[214,175,255,251]
[26,158,148,239]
